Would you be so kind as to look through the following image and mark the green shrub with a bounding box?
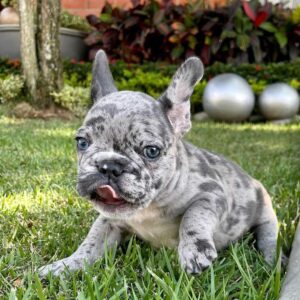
[62,59,300,88]
[53,73,299,116]
[63,70,92,88]
[291,6,300,24]
[0,58,299,115]
[0,58,21,78]
[0,74,24,103]
[1,0,17,8]
[1,58,299,88]
[116,69,170,98]
[60,10,91,32]
[248,79,267,95]
[62,60,92,87]
[204,61,300,83]
[290,78,300,90]
[51,85,90,117]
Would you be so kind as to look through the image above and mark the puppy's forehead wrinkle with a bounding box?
[83,112,172,153]
[84,115,105,127]
[82,92,174,150]
[85,91,158,122]
[95,91,154,110]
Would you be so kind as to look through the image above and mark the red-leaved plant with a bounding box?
[85,0,299,64]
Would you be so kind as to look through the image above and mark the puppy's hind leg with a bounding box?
[254,214,279,265]
[253,186,280,265]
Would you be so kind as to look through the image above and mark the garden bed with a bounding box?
[1,58,300,116]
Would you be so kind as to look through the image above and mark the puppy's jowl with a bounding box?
[40,50,280,276]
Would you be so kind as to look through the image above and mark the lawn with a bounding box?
[0,114,299,299]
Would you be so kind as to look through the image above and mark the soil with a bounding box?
[11,102,75,120]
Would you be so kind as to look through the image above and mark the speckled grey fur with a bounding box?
[39,50,280,277]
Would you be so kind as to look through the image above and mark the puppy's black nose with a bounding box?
[98,161,125,177]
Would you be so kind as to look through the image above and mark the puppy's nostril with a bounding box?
[99,163,108,174]
[100,167,107,174]
[98,162,124,177]
[112,168,123,177]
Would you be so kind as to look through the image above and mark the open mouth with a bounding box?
[90,185,128,206]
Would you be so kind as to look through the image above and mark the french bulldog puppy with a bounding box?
[39,50,280,277]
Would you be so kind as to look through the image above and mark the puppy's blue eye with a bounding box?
[77,138,89,151]
[144,146,160,159]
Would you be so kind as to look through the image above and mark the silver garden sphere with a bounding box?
[259,83,300,120]
[203,73,255,122]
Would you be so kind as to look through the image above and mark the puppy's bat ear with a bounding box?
[91,50,118,102]
[159,57,204,136]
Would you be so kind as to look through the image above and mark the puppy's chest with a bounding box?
[125,206,181,248]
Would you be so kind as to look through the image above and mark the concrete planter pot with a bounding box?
[60,27,88,61]
[0,24,88,60]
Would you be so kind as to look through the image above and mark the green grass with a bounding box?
[0,114,299,299]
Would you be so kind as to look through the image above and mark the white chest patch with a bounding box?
[125,204,181,248]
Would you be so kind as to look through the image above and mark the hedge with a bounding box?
[62,59,300,113]
[61,59,300,87]
[0,58,299,115]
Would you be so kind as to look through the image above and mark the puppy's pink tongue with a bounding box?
[97,185,125,205]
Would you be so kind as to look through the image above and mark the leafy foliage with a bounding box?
[0,58,21,77]
[61,59,300,88]
[47,59,300,116]
[1,58,299,115]
[0,0,17,8]
[60,10,91,32]
[51,85,90,117]
[291,6,300,24]
[85,0,300,64]
[0,74,24,103]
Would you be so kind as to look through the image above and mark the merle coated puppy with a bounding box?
[40,50,280,277]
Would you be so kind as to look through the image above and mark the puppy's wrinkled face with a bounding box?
[75,50,203,219]
[76,91,176,218]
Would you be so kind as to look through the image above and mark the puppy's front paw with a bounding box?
[39,257,83,278]
[178,239,217,275]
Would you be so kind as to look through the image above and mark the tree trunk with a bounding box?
[19,0,39,105]
[19,0,62,109]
